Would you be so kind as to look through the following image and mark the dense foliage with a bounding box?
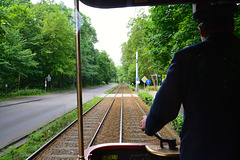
[121,4,240,87]
[138,91,153,106]
[171,114,184,135]
[0,0,117,94]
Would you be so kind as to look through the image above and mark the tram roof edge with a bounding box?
[79,0,240,9]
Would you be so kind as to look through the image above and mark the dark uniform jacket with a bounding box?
[145,32,240,160]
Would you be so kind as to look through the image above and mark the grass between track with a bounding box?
[0,96,102,160]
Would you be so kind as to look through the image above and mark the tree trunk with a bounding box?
[149,70,157,91]
[150,75,157,91]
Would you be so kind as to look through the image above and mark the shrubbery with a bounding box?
[102,81,106,85]
[138,91,153,106]
[138,91,183,135]
[138,91,183,134]
[171,114,184,135]
[1,89,44,100]
[10,89,44,97]
[125,83,135,91]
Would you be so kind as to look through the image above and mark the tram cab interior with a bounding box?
[74,0,239,159]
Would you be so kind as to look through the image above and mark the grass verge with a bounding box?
[125,83,135,91]
[0,96,102,160]
[0,89,46,101]
[104,84,119,94]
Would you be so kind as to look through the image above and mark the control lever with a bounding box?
[154,133,178,150]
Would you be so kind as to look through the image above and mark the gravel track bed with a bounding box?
[33,97,114,160]
[122,97,158,143]
[93,97,121,145]
[122,84,132,94]
[135,96,174,139]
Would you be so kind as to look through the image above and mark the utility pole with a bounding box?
[136,51,139,92]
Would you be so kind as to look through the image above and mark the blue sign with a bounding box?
[136,78,140,81]
[146,79,151,85]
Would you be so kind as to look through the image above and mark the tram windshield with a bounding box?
[1,0,239,159]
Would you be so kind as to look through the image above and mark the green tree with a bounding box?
[80,13,99,86]
[121,5,202,89]
[121,9,151,85]
[6,4,41,89]
[7,4,40,52]
[116,65,123,83]
[97,51,116,84]
[147,5,201,74]
[21,0,76,90]
[38,5,75,88]
[1,0,118,93]
[0,0,31,7]
[0,5,38,91]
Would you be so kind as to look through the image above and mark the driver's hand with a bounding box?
[140,116,147,131]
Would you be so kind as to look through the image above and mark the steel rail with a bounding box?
[82,84,120,116]
[130,91,178,150]
[119,86,123,143]
[26,84,120,160]
[130,92,163,139]
[87,85,121,148]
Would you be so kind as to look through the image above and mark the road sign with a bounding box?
[47,74,51,82]
[141,76,147,83]
[146,79,151,85]
[162,74,167,81]
[136,77,140,84]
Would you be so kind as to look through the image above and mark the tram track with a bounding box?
[90,84,158,145]
[27,85,121,160]
[88,86,121,147]
[122,85,158,143]
[27,84,178,160]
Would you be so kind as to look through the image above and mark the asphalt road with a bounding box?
[0,84,117,150]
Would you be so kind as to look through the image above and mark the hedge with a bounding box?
[138,91,153,106]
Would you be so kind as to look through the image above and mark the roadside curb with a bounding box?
[0,99,43,108]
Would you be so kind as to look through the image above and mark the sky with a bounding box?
[31,0,148,66]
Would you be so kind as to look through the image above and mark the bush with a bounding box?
[131,86,135,91]
[125,83,135,91]
[10,89,43,97]
[171,114,184,135]
[138,91,153,106]
[101,81,106,85]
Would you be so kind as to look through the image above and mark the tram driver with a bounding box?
[141,3,239,160]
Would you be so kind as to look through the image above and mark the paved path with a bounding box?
[0,84,117,150]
